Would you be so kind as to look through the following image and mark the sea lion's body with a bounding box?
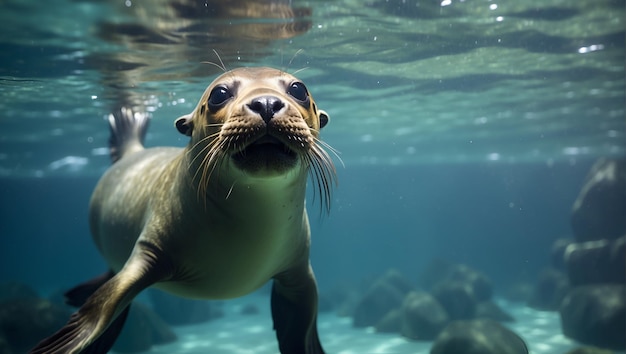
[32,67,334,354]
[91,146,309,299]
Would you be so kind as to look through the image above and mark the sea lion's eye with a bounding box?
[208,86,233,109]
[287,82,309,102]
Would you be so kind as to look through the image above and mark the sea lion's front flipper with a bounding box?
[65,270,115,307]
[271,263,325,354]
[30,242,171,354]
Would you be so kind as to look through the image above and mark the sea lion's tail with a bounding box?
[107,107,150,163]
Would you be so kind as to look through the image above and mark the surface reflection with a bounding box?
[83,0,312,110]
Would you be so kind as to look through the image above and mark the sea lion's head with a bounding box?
[176,67,336,207]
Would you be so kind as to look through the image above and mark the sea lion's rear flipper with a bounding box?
[30,242,171,354]
[271,263,325,354]
[108,106,150,163]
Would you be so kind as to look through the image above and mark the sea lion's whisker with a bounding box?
[303,141,337,215]
[201,140,228,197]
[287,49,305,71]
[200,49,227,72]
[187,132,221,167]
[213,49,227,72]
[202,123,225,128]
[291,67,309,76]
[201,61,226,72]
[225,182,236,200]
[190,137,220,184]
[313,136,344,167]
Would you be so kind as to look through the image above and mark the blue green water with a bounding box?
[0,0,624,353]
[0,0,623,176]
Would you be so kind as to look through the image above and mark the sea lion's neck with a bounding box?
[177,149,309,222]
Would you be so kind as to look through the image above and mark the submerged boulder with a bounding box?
[0,297,70,353]
[375,308,402,333]
[431,281,477,321]
[420,261,492,302]
[502,282,533,303]
[0,282,39,302]
[0,334,11,354]
[443,264,492,302]
[528,268,569,311]
[475,301,515,322]
[571,158,626,242]
[240,303,260,315]
[560,284,625,351]
[430,319,528,354]
[149,289,223,325]
[400,291,449,341]
[352,269,414,328]
[564,236,625,286]
[551,238,575,271]
[113,302,177,353]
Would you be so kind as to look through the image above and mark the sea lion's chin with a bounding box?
[231,136,299,176]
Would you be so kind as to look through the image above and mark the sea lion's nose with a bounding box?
[248,96,285,123]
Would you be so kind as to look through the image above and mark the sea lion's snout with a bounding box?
[226,91,311,175]
[247,95,285,123]
[181,67,335,194]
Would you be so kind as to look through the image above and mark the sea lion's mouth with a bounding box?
[231,135,298,173]
[237,135,296,158]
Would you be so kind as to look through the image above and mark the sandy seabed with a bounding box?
[124,294,589,354]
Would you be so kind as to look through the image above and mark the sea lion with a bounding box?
[31,67,335,354]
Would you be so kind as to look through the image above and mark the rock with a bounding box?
[431,281,477,320]
[352,269,414,328]
[528,268,569,311]
[444,264,492,302]
[0,297,70,353]
[382,269,417,295]
[419,258,455,289]
[565,236,625,286]
[0,334,12,354]
[400,291,449,341]
[551,238,575,271]
[571,158,626,242]
[148,289,223,325]
[564,347,614,354]
[0,282,39,302]
[430,319,529,354]
[559,284,625,350]
[502,282,533,303]
[113,302,177,353]
[420,261,493,302]
[240,303,260,315]
[323,282,362,317]
[375,308,402,333]
[475,301,514,322]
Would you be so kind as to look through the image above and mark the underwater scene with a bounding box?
[0,0,624,353]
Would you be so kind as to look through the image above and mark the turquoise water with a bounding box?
[1,0,623,177]
[0,1,624,353]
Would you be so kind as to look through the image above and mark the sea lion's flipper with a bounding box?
[108,106,150,163]
[80,303,130,354]
[65,270,115,307]
[271,263,325,354]
[30,242,170,354]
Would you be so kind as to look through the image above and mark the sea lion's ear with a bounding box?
[319,110,329,129]
[175,114,193,136]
